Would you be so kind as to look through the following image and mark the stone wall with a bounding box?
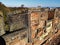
[1,8,60,45]
[2,28,28,45]
[28,8,49,43]
[53,9,60,33]
[0,11,5,36]
[8,13,28,31]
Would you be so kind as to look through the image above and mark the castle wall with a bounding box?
[0,11,5,36]
[8,13,28,31]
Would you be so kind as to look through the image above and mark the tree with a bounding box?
[21,4,24,7]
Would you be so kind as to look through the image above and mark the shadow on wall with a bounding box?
[0,36,6,45]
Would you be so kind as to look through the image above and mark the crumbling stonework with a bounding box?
[27,8,60,45]
[8,13,28,31]
[52,9,60,34]
[0,11,5,36]
[0,7,60,45]
[2,28,28,45]
[44,30,60,45]
[28,8,50,44]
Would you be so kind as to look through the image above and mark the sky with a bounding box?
[0,0,60,7]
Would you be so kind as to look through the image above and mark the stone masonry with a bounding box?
[0,11,5,36]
